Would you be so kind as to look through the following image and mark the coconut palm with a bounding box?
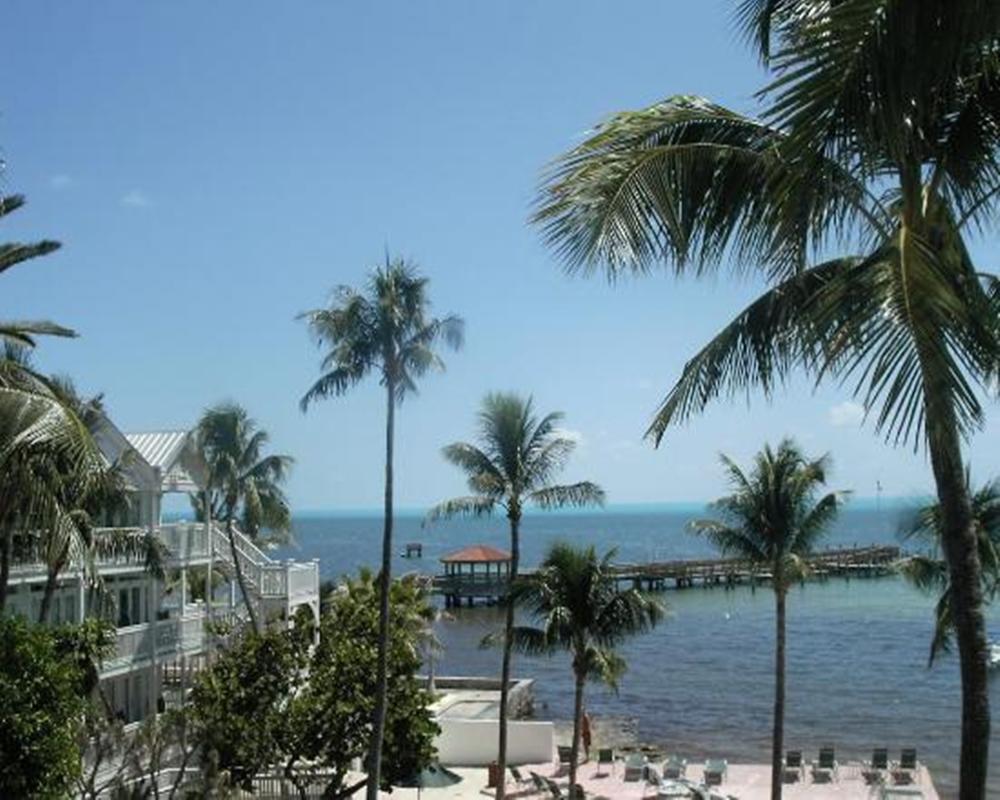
[692,441,842,800]
[426,392,604,800]
[899,475,1000,666]
[533,5,1000,795]
[500,542,662,796]
[300,257,463,799]
[192,403,294,634]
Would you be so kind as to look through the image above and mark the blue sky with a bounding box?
[4,1,999,511]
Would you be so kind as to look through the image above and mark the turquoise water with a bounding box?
[280,506,1000,799]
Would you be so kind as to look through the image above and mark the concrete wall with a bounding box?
[435,718,553,767]
[428,676,535,719]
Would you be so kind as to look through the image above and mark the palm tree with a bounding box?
[0,194,74,349]
[426,392,604,800]
[692,441,842,800]
[192,403,294,633]
[501,542,662,796]
[532,6,1000,795]
[899,475,1000,666]
[0,386,104,612]
[299,257,463,799]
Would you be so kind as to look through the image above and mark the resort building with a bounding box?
[5,415,320,727]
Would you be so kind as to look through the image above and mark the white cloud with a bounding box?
[829,401,865,427]
[49,174,72,189]
[121,189,151,208]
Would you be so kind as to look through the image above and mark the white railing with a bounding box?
[210,523,291,598]
[158,523,210,562]
[287,560,320,599]
[104,613,206,672]
[10,523,213,577]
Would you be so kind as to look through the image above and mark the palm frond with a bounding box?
[647,258,854,442]
[529,482,606,510]
[533,96,886,281]
[423,496,496,525]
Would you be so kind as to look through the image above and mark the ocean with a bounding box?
[277,505,1000,799]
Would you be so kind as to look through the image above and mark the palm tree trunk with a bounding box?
[226,517,259,633]
[924,390,990,800]
[366,379,396,800]
[495,509,520,800]
[569,666,585,798]
[771,585,786,800]
[38,562,62,623]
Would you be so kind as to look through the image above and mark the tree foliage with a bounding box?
[0,617,113,798]
[532,4,1000,795]
[188,622,308,791]
[283,571,439,799]
[899,475,1000,665]
[189,570,439,799]
[502,543,662,795]
[691,440,845,584]
[190,402,294,546]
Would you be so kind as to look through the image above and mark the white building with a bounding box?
[5,415,320,726]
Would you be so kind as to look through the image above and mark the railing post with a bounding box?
[205,491,214,655]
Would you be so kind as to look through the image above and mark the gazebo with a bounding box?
[439,544,512,608]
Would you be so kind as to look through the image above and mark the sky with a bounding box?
[3,1,999,512]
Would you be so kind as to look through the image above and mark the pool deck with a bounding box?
[366,760,939,800]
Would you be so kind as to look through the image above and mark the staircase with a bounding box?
[208,521,319,620]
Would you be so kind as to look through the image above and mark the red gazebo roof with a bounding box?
[440,544,511,563]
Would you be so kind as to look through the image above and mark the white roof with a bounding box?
[125,430,206,493]
[125,431,189,471]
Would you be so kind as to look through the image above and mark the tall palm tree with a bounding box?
[899,475,1000,666]
[692,441,842,800]
[502,542,662,796]
[426,392,604,800]
[532,6,1000,795]
[192,403,294,634]
[300,257,463,799]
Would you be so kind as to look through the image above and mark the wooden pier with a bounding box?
[431,545,901,605]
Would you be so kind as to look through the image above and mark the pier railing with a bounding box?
[432,544,902,599]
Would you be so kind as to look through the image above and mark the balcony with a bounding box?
[102,612,207,675]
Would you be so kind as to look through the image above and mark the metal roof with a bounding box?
[125,431,190,471]
[440,544,511,563]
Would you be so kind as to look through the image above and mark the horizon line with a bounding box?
[290,494,928,518]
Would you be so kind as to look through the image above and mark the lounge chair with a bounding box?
[544,777,584,800]
[509,766,532,791]
[811,747,838,783]
[644,770,690,799]
[863,748,890,785]
[596,747,615,777]
[530,771,548,794]
[782,750,804,783]
[892,748,918,785]
[623,753,646,782]
[663,755,687,779]
[880,788,925,799]
[557,745,574,772]
[703,759,727,786]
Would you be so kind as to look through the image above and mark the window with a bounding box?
[132,587,143,624]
